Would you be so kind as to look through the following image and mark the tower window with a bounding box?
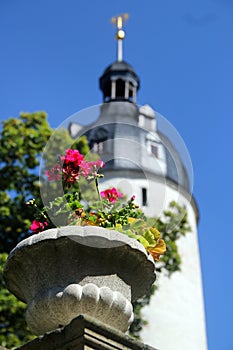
[151,144,158,158]
[142,188,148,206]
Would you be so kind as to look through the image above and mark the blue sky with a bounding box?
[1,1,233,349]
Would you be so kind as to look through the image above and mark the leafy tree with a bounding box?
[0,112,50,253]
[0,112,191,348]
[0,112,89,253]
[0,253,34,348]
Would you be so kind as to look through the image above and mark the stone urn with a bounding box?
[3,226,156,335]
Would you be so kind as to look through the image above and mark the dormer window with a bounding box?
[146,133,161,159]
[146,140,160,158]
[151,144,158,158]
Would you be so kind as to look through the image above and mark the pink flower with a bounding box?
[80,159,105,179]
[30,220,48,233]
[100,187,123,203]
[79,161,92,177]
[63,149,84,167]
[93,159,105,169]
[45,164,61,181]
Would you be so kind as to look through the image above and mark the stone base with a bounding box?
[16,314,157,350]
[26,283,133,335]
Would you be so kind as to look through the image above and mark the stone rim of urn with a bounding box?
[3,226,156,335]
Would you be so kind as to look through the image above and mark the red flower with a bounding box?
[62,164,81,183]
[30,220,48,233]
[100,187,123,203]
[63,149,84,167]
[45,149,105,185]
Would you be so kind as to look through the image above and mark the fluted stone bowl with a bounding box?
[3,226,156,335]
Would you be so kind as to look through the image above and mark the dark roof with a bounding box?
[103,61,137,75]
[79,114,191,193]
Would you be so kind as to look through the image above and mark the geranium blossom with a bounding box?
[82,160,105,181]
[30,220,48,233]
[45,149,105,185]
[79,160,104,177]
[62,165,81,184]
[100,187,123,203]
[62,149,84,167]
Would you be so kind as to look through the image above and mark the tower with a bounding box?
[69,15,208,350]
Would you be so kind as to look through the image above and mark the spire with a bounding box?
[111,14,129,62]
[99,14,140,104]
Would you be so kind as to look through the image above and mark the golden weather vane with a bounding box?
[111,13,129,61]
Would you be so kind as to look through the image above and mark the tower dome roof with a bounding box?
[102,60,139,76]
[70,101,191,194]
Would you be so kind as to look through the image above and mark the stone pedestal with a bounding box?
[16,314,157,350]
[4,226,156,336]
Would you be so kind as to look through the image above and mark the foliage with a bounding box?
[130,284,157,339]
[0,112,50,253]
[0,253,35,348]
[0,112,89,253]
[154,201,191,275]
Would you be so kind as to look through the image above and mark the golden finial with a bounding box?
[111,13,129,29]
[111,14,129,61]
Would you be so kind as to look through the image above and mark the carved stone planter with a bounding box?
[4,226,156,335]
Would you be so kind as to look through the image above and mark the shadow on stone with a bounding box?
[16,314,157,350]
